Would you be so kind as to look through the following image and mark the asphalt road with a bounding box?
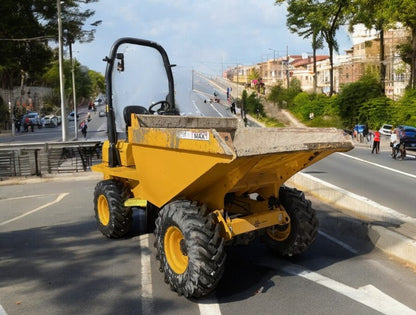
[1,74,416,314]
[1,176,416,315]
[304,145,416,218]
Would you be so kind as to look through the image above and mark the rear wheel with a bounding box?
[154,200,226,298]
[265,186,318,256]
[93,180,132,238]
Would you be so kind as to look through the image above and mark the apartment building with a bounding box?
[223,25,410,99]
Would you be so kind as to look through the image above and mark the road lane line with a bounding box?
[338,152,416,179]
[0,305,7,315]
[208,102,224,117]
[0,193,69,226]
[198,300,222,315]
[140,234,154,315]
[283,263,416,315]
[193,88,225,117]
[192,100,203,116]
[0,194,45,201]
[318,230,359,255]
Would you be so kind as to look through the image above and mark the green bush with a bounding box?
[335,74,384,127]
[358,97,393,129]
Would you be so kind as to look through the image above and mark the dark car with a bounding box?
[397,125,416,149]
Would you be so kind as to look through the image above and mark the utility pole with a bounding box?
[286,45,290,88]
[69,42,77,139]
[57,0,67,141]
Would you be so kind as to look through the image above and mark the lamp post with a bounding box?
[68,20,102,140]
[57,0,67,141]
[69,41,77,139]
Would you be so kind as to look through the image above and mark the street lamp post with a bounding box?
[69,41,77,139]
[67,20,101,140]
[57,0,67,141]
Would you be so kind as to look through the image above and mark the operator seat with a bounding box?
[123,105,150,139]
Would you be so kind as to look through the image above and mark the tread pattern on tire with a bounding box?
[154,200,226,298]
[266,186,318,256]
[93,179,132,238]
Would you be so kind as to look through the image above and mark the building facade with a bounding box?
[224,24,411,100]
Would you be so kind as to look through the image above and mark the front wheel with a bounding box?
[93,180,132,238]
[154,200,226,298]
[265,186,318,256]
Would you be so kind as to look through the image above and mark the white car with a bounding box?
[43,114,58,127]
[379,124,393,136]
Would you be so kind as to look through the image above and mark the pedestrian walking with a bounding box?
[80,120,88,139]
[371,129,380,154]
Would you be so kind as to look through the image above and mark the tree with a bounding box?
[0,1,53,89]
[0,0,98,91]
[275,0,324,93]
[335,73,384,127]
[248,68,260,82]
[276,0,350,96]
[348,0,390,93]
[88,70,105,96]
[42,59,103,102]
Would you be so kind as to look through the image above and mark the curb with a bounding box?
[287,172,416,268]
[0,171,102,186]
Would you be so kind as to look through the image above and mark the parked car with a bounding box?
[68,111,80,121]
[379,124,393,136]
[42,114,58,127]
[397,125,416,149]
[99,110,106,117]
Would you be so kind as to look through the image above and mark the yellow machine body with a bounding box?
[92,114,353,240]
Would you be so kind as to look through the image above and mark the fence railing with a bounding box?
[0,141,102,180]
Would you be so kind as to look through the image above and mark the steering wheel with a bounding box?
[148,100,170,115]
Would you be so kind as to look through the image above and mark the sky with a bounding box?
[73,0,353,75]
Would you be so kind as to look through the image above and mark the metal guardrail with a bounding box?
[0,141,102,179]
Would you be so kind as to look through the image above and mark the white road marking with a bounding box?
[193,88,225,117]
[0,193,69,226]
[140,234,154,315]
[0,305,7,315]
[338,152,416,179]
[192,100,202,116]
[283,263,416,315]
[198,300,222,315]
[318,230,359,255]
[0,194,45,201]
[207,101,224,118]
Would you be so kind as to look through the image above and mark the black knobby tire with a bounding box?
[93,180,132,238]
[265,186,318,256]
[154,200,226,298]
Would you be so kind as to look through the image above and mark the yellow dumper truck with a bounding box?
[92,38,353,298]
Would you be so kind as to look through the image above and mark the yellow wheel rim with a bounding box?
[267,224,291,241]
[97,195,110,226]
[164,226,188,274]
